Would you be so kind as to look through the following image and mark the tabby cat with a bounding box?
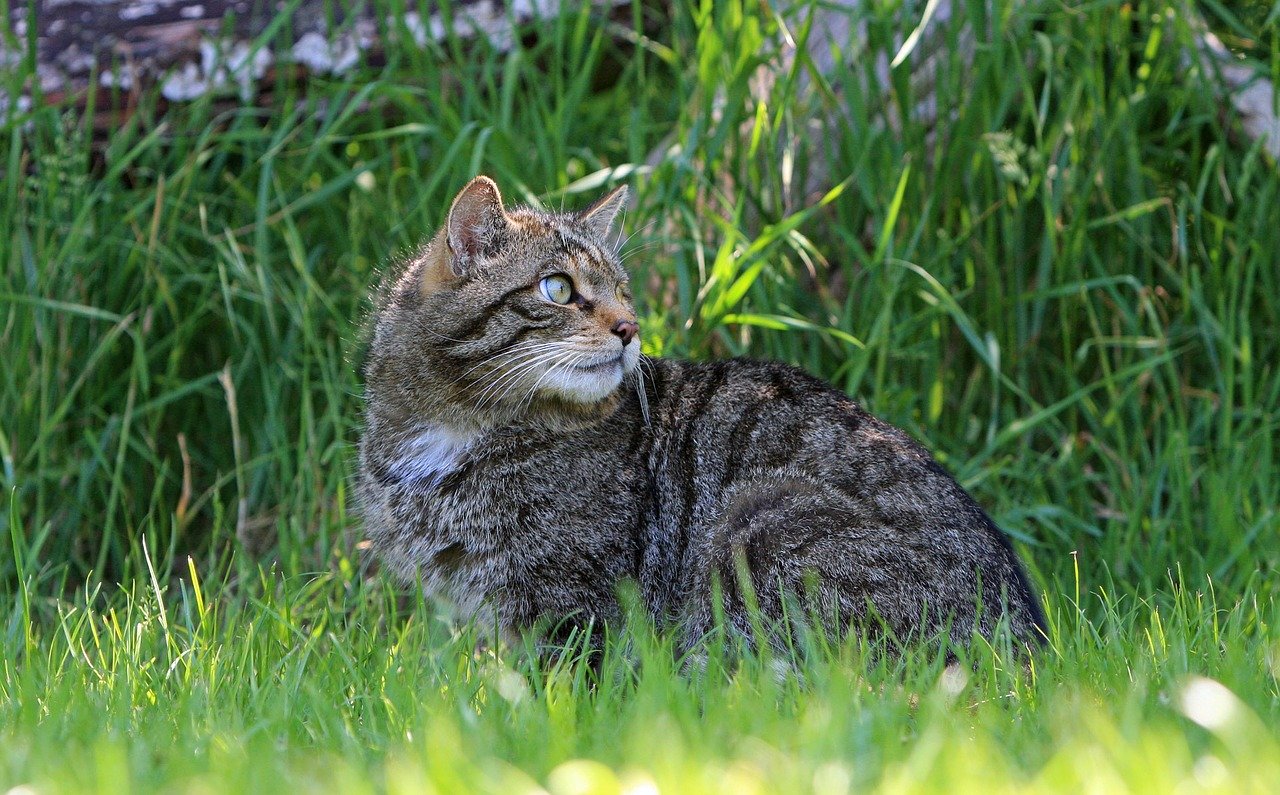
[358,176,1045,655]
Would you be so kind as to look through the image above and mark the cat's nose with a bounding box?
[610,319,639,345]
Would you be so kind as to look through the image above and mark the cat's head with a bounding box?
[369,176,640,426]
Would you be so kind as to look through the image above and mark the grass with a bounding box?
[2,562,1277,792]
[2,0,1278,791]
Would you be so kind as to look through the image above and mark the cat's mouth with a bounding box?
[573,355,624,373]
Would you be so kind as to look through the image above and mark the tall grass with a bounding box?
[1,0,1277,791]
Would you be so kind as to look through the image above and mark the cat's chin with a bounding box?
[541,362,626,405]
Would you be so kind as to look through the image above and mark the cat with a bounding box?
[358,176,1046,657]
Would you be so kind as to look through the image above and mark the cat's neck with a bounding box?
[367,368,655,489]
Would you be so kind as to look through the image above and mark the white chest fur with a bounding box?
[388,425,477,486]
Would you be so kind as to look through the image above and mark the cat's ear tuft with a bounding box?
[446,176,508,274]
[578,185,629,244]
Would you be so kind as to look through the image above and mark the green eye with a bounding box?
[540,274,574,305]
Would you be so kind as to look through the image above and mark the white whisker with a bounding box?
[471,348,570,411]
[515,350,588,414]
[465,346,561,401]
[616,219,656,254]
[634,354,651,426]
[486,353,564,410]
[417,324,472,344]
[471,342,593,411]
[618,243,662,266]
[445,340,566,391]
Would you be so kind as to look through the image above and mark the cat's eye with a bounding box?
[615,284,629,303]
[540,274,574,304]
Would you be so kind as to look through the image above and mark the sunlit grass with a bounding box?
[1,557,1275,792]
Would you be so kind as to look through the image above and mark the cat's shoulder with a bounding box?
[648,355,937,458]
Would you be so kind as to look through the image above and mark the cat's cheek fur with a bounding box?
[544,340,640,404]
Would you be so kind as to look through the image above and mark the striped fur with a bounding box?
[358,177,1045,654]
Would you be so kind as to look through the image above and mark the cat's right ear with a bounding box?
[445,176,508,276]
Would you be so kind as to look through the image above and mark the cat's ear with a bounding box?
[446,176,508,275]
[578,184,629,244]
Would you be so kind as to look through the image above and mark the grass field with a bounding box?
[2,0,1278,791]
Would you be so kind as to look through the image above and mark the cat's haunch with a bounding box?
[358,176,1046,656]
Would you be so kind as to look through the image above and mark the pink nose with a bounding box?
[611,319,639,345]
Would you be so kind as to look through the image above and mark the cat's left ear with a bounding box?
[578,185,629,243]
[446,176,509,275]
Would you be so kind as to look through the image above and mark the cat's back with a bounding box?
[644,356,922,479]
[641,356,1044,640]
[642,355,1012,541]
